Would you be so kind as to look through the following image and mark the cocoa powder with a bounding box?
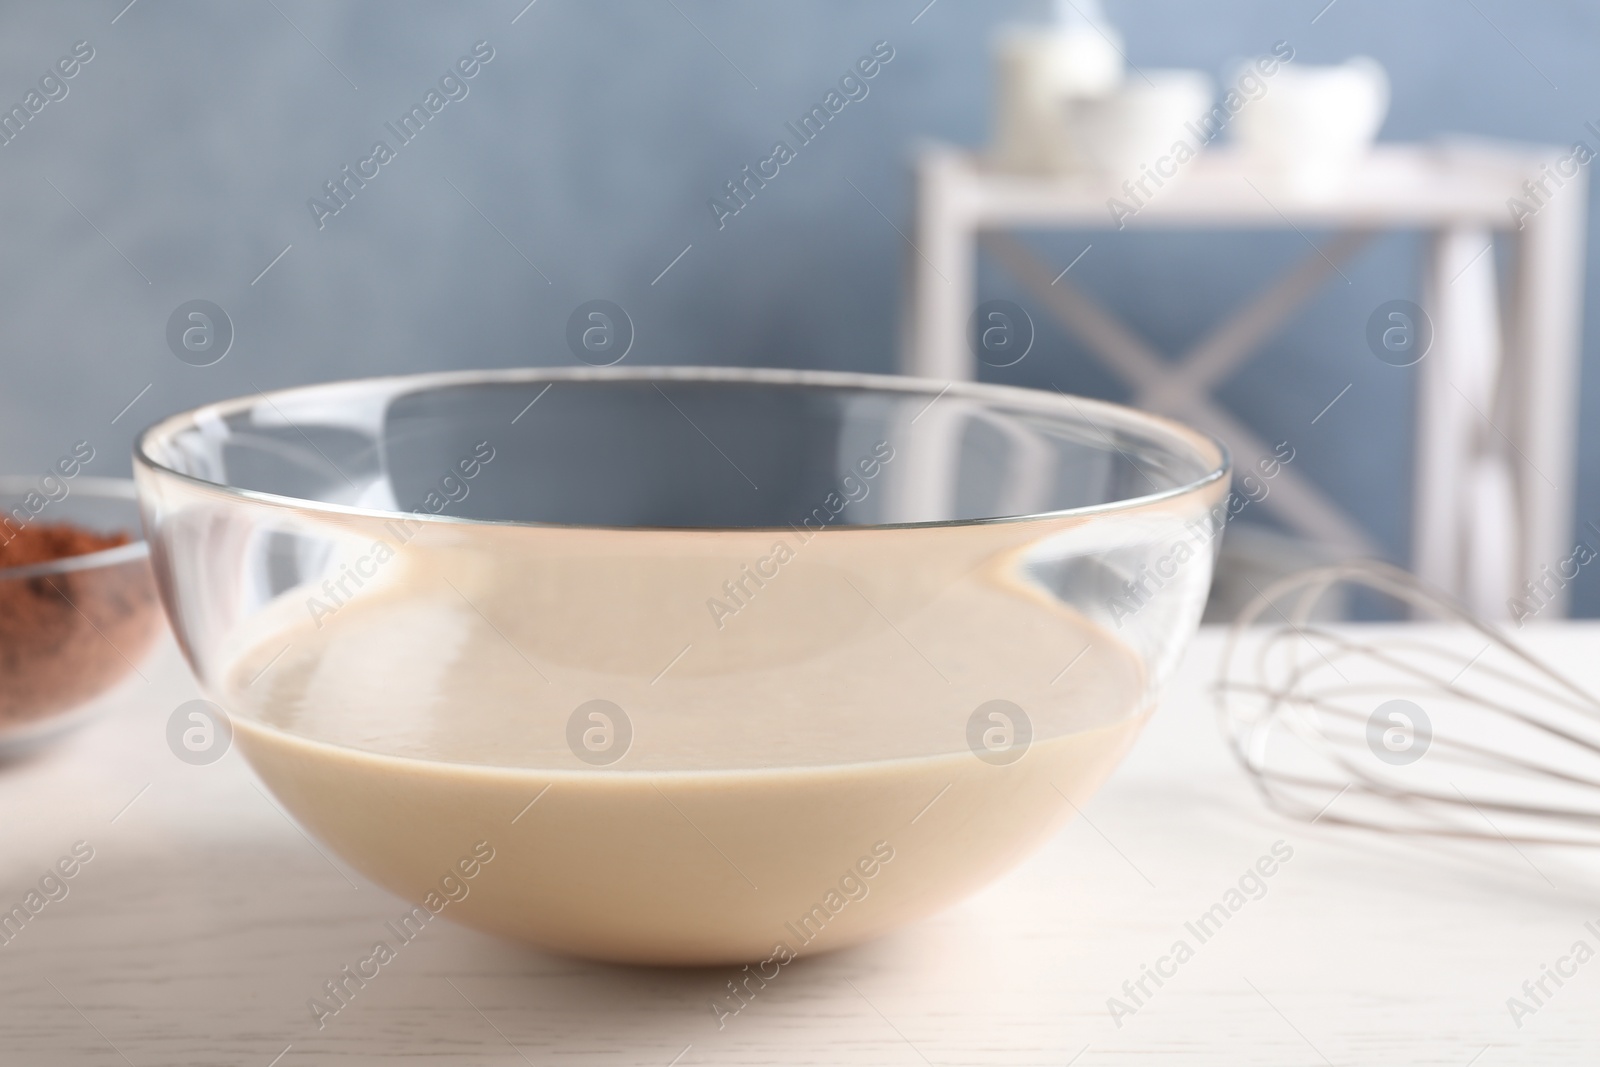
[0,521,160,725]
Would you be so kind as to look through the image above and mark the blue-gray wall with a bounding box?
[2,1,1597,610]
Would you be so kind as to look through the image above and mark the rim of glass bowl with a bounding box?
[134,367,1231,533]
[0,476,149,582]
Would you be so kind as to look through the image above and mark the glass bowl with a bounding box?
[0,476,161,757]
[134,368,1229,965]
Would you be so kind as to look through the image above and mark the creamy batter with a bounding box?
[224,525,1152,964]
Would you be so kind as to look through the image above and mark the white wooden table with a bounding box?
[5,624,1600,1065]
[901,142,1589,620]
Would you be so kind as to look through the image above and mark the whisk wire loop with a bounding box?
[1217,560,1600,847]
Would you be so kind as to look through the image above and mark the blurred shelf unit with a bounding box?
[901,141,1588,619]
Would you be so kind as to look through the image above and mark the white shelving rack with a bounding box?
[900,141,1588,618]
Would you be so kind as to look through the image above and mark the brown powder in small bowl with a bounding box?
[0,522,161,726]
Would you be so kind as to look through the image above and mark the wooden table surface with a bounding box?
[4,623,1599,1066]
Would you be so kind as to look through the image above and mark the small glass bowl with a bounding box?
[0,476,161,757]
[135,368,1229,964]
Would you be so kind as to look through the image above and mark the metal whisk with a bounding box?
[1216,559,1600,847]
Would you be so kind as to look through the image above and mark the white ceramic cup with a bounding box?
[1230,56,1390,196]
[1060,70,1215,178]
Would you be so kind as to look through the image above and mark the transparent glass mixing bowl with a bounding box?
[134,368,1229,965]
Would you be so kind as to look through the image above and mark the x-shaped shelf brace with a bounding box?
[981,229,1380,557]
